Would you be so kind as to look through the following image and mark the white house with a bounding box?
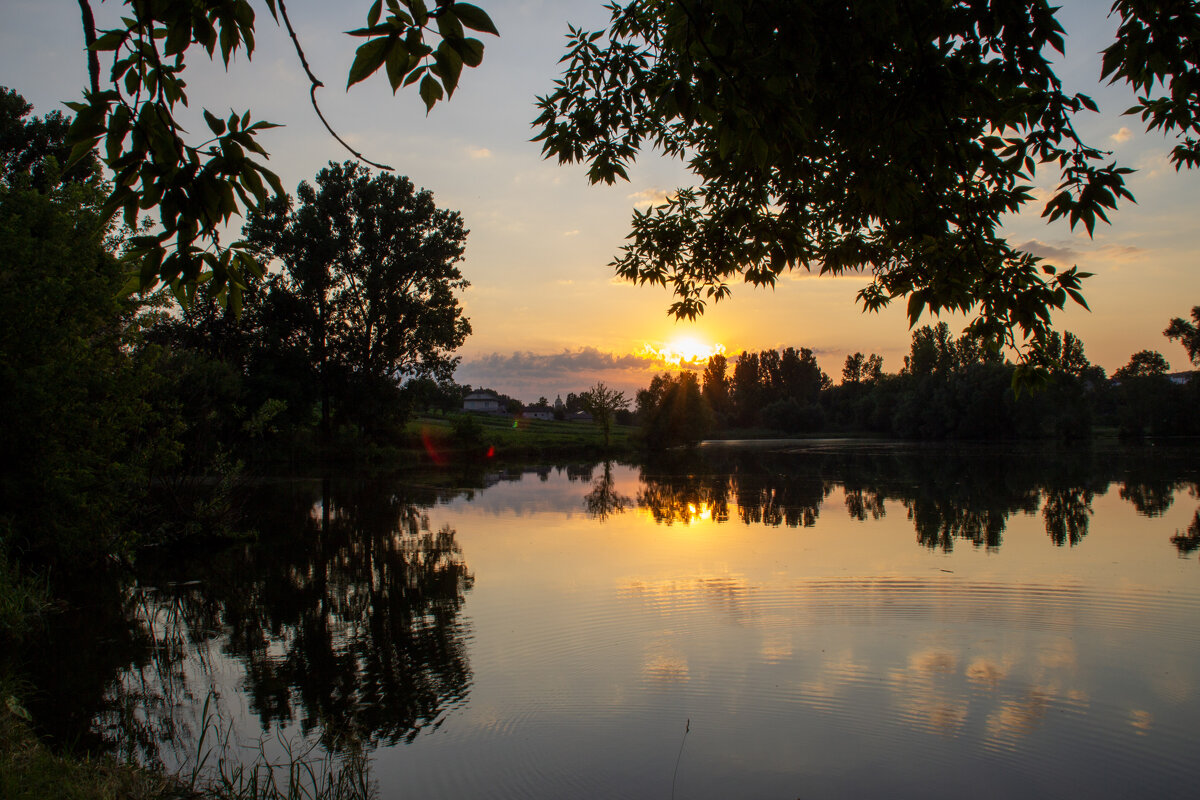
[463,390,502,413]
[523,406,554,421]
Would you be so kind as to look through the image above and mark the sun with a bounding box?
[638,337,727,368]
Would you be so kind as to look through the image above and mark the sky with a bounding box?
[1,1,1197,401]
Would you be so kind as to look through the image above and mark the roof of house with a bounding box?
[464,390,500,400]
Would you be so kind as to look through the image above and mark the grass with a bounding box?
[408,413,640,457]
[0,693,375,800]
[1,705,174,800]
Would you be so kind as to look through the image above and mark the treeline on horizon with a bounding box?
[630,320,1200,448]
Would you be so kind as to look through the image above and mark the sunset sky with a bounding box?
[2,1,1197,401]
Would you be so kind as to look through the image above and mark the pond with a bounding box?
[25,441,1200,798]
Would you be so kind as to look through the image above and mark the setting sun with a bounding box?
[638,337,726,368]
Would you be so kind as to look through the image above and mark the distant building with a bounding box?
[523,406,554,421]
[1167,371,1196,386]
[567,411,594,423]
[463,390,502,413]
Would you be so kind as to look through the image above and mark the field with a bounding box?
[406,413,639,457]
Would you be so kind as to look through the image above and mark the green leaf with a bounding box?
[451,37,484,67]
[408,0,430,27]
[419,73,443,111]
[203,109,227,136]
[347,37,392,88]
[436,9,464,41]
[453,3,498,36]
[385,40,412,90]
[368,0,383,28]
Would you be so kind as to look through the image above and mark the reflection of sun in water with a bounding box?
[639,337,726,367]
[687,502,713,524]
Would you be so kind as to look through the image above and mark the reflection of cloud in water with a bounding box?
[613,575,1169,750]
[758,628,793,663]
[887,648,969,736]
[1129,709,1153,735]
[912,649,958,675]
[798,649,870,703]
[642,640,690,685]
[966,657,1011,689]
[1037,638,1079,675]
[986,688,1053,743]
[619,575,752,623]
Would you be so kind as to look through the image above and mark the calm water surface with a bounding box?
[37,442,1200,798]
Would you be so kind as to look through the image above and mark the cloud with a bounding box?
[627,187,672,207]
[1111,127,1133,143]
[1093,243,1146,262]
[458,347,650,380]
[1015,239,1080,263]
[562,229,580,237]
[466,146,492,159]
[1136,151,1173,179]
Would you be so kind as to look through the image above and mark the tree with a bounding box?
[1114,350,1170,381]
[580,382,630,447]
[244,161,471,434]
[731,351,760,426]
[639,372,713,449]
[701,353,731,419]
[865,354,884,383]
[842,353,867,386]
[0,89,174,565]
[66,0,498,305]
[533,1,1199,359]
[1164,306,1200,366]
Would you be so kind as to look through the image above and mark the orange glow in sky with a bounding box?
[639,338,727,369]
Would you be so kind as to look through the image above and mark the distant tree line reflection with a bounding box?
[631,445,1200,555]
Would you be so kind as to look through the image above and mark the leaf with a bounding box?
[347,37,392,88]
[367,0,383,28]
[419,73,444,111]
[203,109,227,136]
[453,3,499,36]
[385,40,412,90]
[450,37,484,67]
[436,9,464,41]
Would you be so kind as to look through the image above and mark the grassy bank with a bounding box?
[1,703,173,800]
[406,413,639,458]
[0,700,374,800]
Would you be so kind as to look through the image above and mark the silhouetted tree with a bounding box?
[581,382,629,447]
[1164,306,1200,366]
[244,161,470,436]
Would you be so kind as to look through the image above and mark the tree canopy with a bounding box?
[65,0,498,307]
[1164,305,1200,365]
[532,0,1199,360]
[243,160,471,433]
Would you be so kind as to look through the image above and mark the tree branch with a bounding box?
[77,0,101,95]
[276,0,394,172]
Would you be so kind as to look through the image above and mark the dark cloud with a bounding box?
[1014,239,1079,264]
[458,347,650,380]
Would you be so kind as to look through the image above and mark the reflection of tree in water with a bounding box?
[1042,487,1094,546]
[890,454,1040,552]
[843,486,887,521]
[631,444,1197,553]
[125,479,475,752]
[1119,479,1178,517]
[735,473,829,528]
[906,499,1016,551]
[636,451,830,528]
[636,475,733,525]
[1170,509,1200,556]
[583,461,633,521]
